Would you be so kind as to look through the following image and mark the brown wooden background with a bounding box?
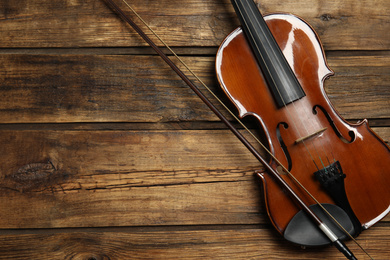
[0,0,389,259]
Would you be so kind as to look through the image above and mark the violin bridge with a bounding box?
[295,127,327,144]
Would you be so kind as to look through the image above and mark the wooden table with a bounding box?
[0,0,389,259]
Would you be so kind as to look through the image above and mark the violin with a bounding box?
[218,0,390,247]
[104,0,390,259]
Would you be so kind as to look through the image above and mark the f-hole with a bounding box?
[313,105,356,143]
[276,122,292,171]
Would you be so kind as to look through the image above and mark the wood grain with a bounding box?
[0,54,389,123]
[0,0,389,50]
[0,0,389,259]
[0,226,389,260]
[0,129,262,228]
[0,129,388,230]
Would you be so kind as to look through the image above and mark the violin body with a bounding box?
[216,13,390,245]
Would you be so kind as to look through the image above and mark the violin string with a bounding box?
[235,0,324,173]
[242,0,341,204]
[242,0,338,173]
[230,1,372,257]
[241,0,331,172]
[237,0,347,222]
[232,0,331,203]
[118,0,372,258]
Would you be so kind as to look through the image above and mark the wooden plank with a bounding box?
[0,54,388,123]
[0,129,389,229]
[0,0,388,50]
[0,129,261,229]
[0,130,261,176]
[0,54,216,123]
[372,127,390,144]
[325,53,390,120]
[0,226,388,259]
[0,181,263,229]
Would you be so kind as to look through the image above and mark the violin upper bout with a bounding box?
[264,13,334,87]
[215,13,334,121]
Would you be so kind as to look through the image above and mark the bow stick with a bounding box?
[102,0,360,259]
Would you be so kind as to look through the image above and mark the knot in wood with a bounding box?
[320,13,334,21]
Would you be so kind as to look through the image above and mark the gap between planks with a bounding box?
[0,224,271,236]
[0,48,388,57]
[0,119,388,131]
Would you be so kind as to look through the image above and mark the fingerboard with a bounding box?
[230,0,305,107]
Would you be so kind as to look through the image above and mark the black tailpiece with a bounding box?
[314,161,362,236]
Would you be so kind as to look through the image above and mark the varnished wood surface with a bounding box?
[0,0,389,259]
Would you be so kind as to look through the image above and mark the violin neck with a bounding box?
[230,0,305,107]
